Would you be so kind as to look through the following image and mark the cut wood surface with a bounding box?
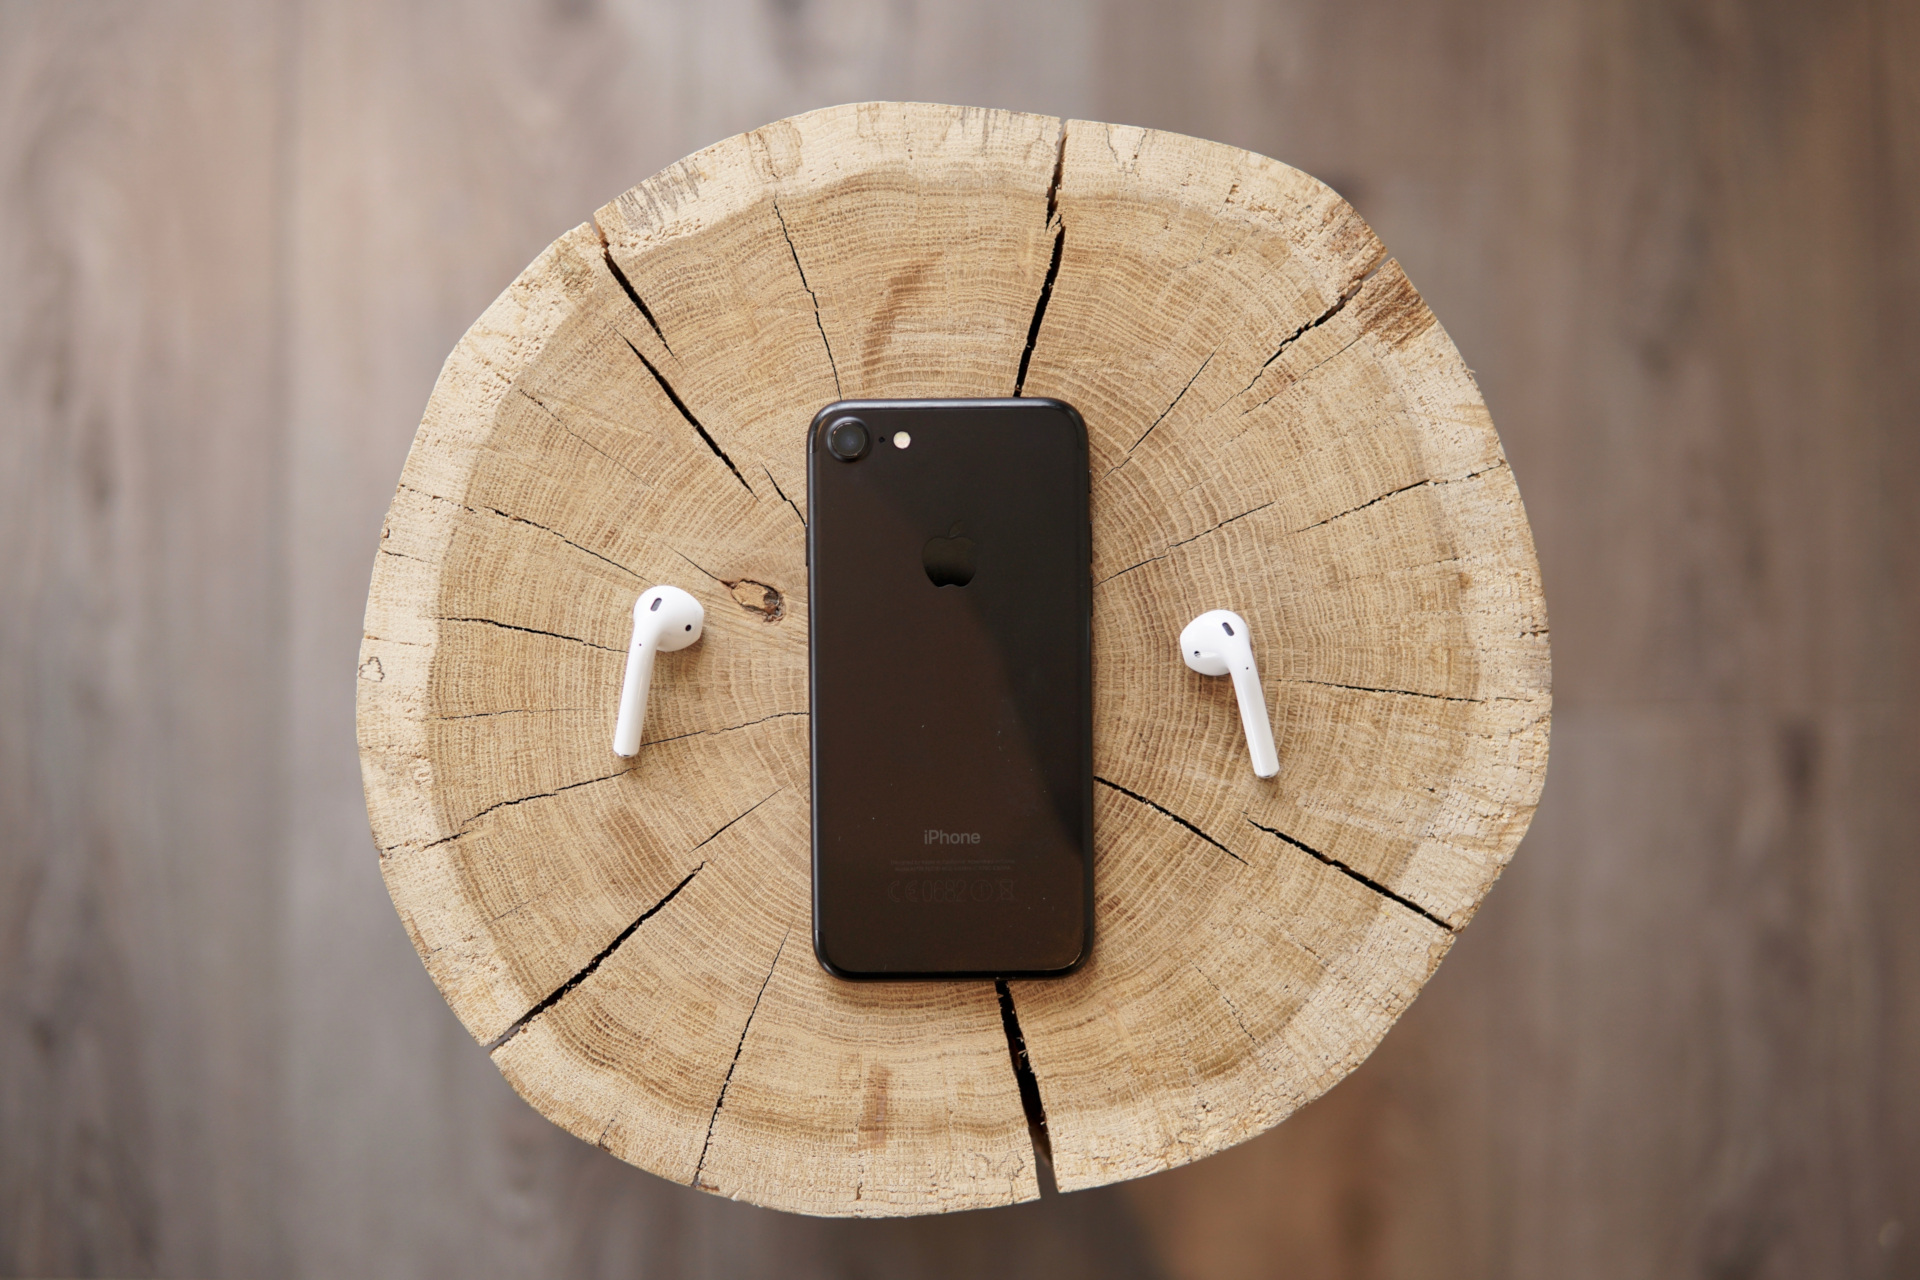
[356,102,1550,1216]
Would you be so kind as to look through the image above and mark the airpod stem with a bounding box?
[1231,660,1279,778]
[612,629,656,757]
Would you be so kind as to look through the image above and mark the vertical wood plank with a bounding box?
[0,4,290,1276]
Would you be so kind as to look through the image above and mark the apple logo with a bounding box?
[923,522,977,588]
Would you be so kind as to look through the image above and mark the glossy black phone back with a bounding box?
[807,399,1092,979]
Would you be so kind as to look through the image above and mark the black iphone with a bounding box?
[807,398,1093,979]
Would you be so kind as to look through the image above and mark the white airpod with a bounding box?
[612,585,705,758]
[1180,609,1278,778]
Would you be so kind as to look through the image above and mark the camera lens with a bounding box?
[825,417,870,461]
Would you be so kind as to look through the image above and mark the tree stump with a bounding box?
[357,103,1550,1217]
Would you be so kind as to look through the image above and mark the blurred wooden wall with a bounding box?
[2,2,1914,1277]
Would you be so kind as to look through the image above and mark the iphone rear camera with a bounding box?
[826,417,871,461]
